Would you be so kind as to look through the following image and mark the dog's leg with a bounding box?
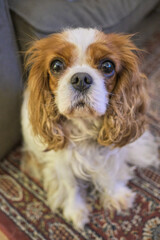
[95,131,159,212]
[125,131,159,167]
[100,181,136,212]
[42,162,89,229]
[21,150,42,181]
[93,162,136,212]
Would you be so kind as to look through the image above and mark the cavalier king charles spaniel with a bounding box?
[21,28,159,229]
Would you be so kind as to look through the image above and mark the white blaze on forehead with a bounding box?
[65,28,96,60]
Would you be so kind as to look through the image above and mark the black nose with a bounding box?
[71,72,93,92]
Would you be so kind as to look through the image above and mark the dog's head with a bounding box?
[25,28,148,150]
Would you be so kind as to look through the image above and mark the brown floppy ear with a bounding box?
[98,35,148,147]
[25,39,66,151]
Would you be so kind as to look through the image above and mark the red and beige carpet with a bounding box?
[0,147,159,240]
[0,20,160,240]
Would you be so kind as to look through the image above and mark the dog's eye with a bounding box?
[50,59,65,74]
[100,60,115,77]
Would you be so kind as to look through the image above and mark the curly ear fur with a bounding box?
[25,39,66,151]
[98,35,148,147]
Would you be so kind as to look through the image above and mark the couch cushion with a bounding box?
[8,0,159,34]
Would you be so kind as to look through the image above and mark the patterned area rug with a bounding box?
[0,148,160,240]
[0,22,160,240]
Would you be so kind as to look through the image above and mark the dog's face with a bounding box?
[26,28,148,150]
[51,29,114,118]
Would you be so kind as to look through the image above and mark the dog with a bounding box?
[21,28,159,229]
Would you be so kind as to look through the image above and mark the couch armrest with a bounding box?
[0,0,22,159]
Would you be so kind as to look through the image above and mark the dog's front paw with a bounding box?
[63,199,89,229]
[101,185,136,212]
[46,184,89,229]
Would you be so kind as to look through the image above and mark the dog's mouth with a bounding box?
[73,101,90,112]
[62,98,102,119]
[75,101,85,108]
[66,100,98,118]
